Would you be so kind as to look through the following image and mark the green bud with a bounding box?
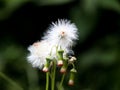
[57,50,64,60]
[42,56,52,72]
[57,50,64,66]
[68,68,77,86]
[60,60,67,73]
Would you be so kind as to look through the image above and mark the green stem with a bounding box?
[51,60,56,90]
[46,72,49,90]
[72,63,75,68]
[58,73,65,90]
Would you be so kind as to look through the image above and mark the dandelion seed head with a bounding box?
[27,40,51,69]
[43,19,78,50]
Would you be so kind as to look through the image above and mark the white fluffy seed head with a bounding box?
[27,19,78,69]
[43,19,78,50]
[27,40,51,69]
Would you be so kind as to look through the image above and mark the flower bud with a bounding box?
[68,79,74,86]
[42,66,49,72]
[57,50,64,66]
[60,67,66,73]
[42,56,52,72]
[60,59,67,73]
[68,68,77,86]
[57,60,63,66]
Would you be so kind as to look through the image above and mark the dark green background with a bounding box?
[0,0,120,90]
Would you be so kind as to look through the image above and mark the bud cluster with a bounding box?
[42,48,77,86]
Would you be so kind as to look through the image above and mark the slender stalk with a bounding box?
[51,60,56,90]
[58,73,65,90]
[72,63,75,68]
[46,72,49,90]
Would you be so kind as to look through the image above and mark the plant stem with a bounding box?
[46,72,49,90]
[51,60,56,90]
[58,73,65,90]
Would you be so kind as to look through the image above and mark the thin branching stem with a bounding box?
[46,72,49,90]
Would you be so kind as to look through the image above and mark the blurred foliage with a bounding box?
[0,0,120,90]
[33,0,74,6]
[0,0,27,20]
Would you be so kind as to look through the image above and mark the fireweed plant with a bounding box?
[27,19,78,90]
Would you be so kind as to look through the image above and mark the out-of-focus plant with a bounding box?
[0,0,73,20]
[0,0,120,20]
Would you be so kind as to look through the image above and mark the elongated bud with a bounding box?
[60,67,66,73]
[57,60,63,66]
[42,56,52,72]
[68,80,74,86]
[57,50,64,66]
[42,66,49,72]
[68,68,77,86]
[60,59,67,73]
